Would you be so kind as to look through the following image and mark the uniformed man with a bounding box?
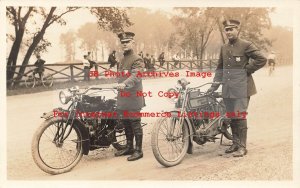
[115,31,145,161]
[207,19,267,157]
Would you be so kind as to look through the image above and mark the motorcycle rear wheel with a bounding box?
[151,115,189,167]
[31,117,83,175]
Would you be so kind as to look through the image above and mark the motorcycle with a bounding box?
[151,78,233,167]
[31,86,136,175]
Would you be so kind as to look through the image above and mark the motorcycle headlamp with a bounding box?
[59,90,72,104]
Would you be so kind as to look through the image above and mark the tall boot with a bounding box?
[233,120,248,157]
[127,134,143,161]
[225,122,239,153]
[115,125,135,156]
[128,119,143,161]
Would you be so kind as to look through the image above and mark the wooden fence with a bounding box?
[6,59,219,86]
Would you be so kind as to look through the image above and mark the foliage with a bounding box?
[171,8,216,60]
[126,8,175,57]
[59,30,76,62]
[211,7,274,50]
[6,6,131,83]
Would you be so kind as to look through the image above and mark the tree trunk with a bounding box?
[16,8,56,82]
[7,7,33,84]
[16,32,45,82]
[6,30,24,81]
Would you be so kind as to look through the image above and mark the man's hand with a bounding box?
[206,86,217,94]
[116,83,126,90]
[206,83,220,94]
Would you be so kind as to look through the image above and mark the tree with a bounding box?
[211,7,274,50]
[6,7,132,83]
[59,30,76,62]
[6,7,34,83]
[126,8,174,57]
[171,8,216,60]
[6,7,80,83]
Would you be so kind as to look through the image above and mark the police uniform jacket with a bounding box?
[117,49,145,110]
[213,38,267,98]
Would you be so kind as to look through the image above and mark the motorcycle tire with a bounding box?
[31,117,83,175]
[151,115,189,167]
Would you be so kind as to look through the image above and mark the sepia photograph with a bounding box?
[2,0,300,187]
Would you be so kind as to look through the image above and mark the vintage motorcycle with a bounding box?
[31,86,133,175]
[151,78,233,167]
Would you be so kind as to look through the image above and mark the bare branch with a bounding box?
[47,7,80,26]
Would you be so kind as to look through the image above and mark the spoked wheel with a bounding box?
[42,73,54,87]
[31,117,83,175]
[151,114,189,167]
[25,74,36,88]
[112,130,127,150]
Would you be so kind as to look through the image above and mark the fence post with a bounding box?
[70,65,74,81]
[209,60,212,70]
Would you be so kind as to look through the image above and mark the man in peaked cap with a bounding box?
[207,19,267,157]
[114,31,145,161]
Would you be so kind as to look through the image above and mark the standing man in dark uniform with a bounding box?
[115,31,145,161]
[208,19,267,157]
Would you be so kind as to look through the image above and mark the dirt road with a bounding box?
[7,66,293,180]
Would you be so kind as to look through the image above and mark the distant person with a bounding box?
[108,50,118,69]
[87,51,98,78]
[138,51,144,58]
[87,51,96,69]
[158,52,165,67]
[143,53,151,70]
[267,51,276,70]
[33,54,46,79]
[172,53,180,68]
[149,55,156,71]
[82,55,91,81]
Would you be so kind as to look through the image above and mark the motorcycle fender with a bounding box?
[41,107,65,120]
[72,119,90,155]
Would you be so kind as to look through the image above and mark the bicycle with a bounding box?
[25,68,53,88]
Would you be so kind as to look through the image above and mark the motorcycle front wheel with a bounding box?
[31,117,83,175]
[151,115,189,167]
